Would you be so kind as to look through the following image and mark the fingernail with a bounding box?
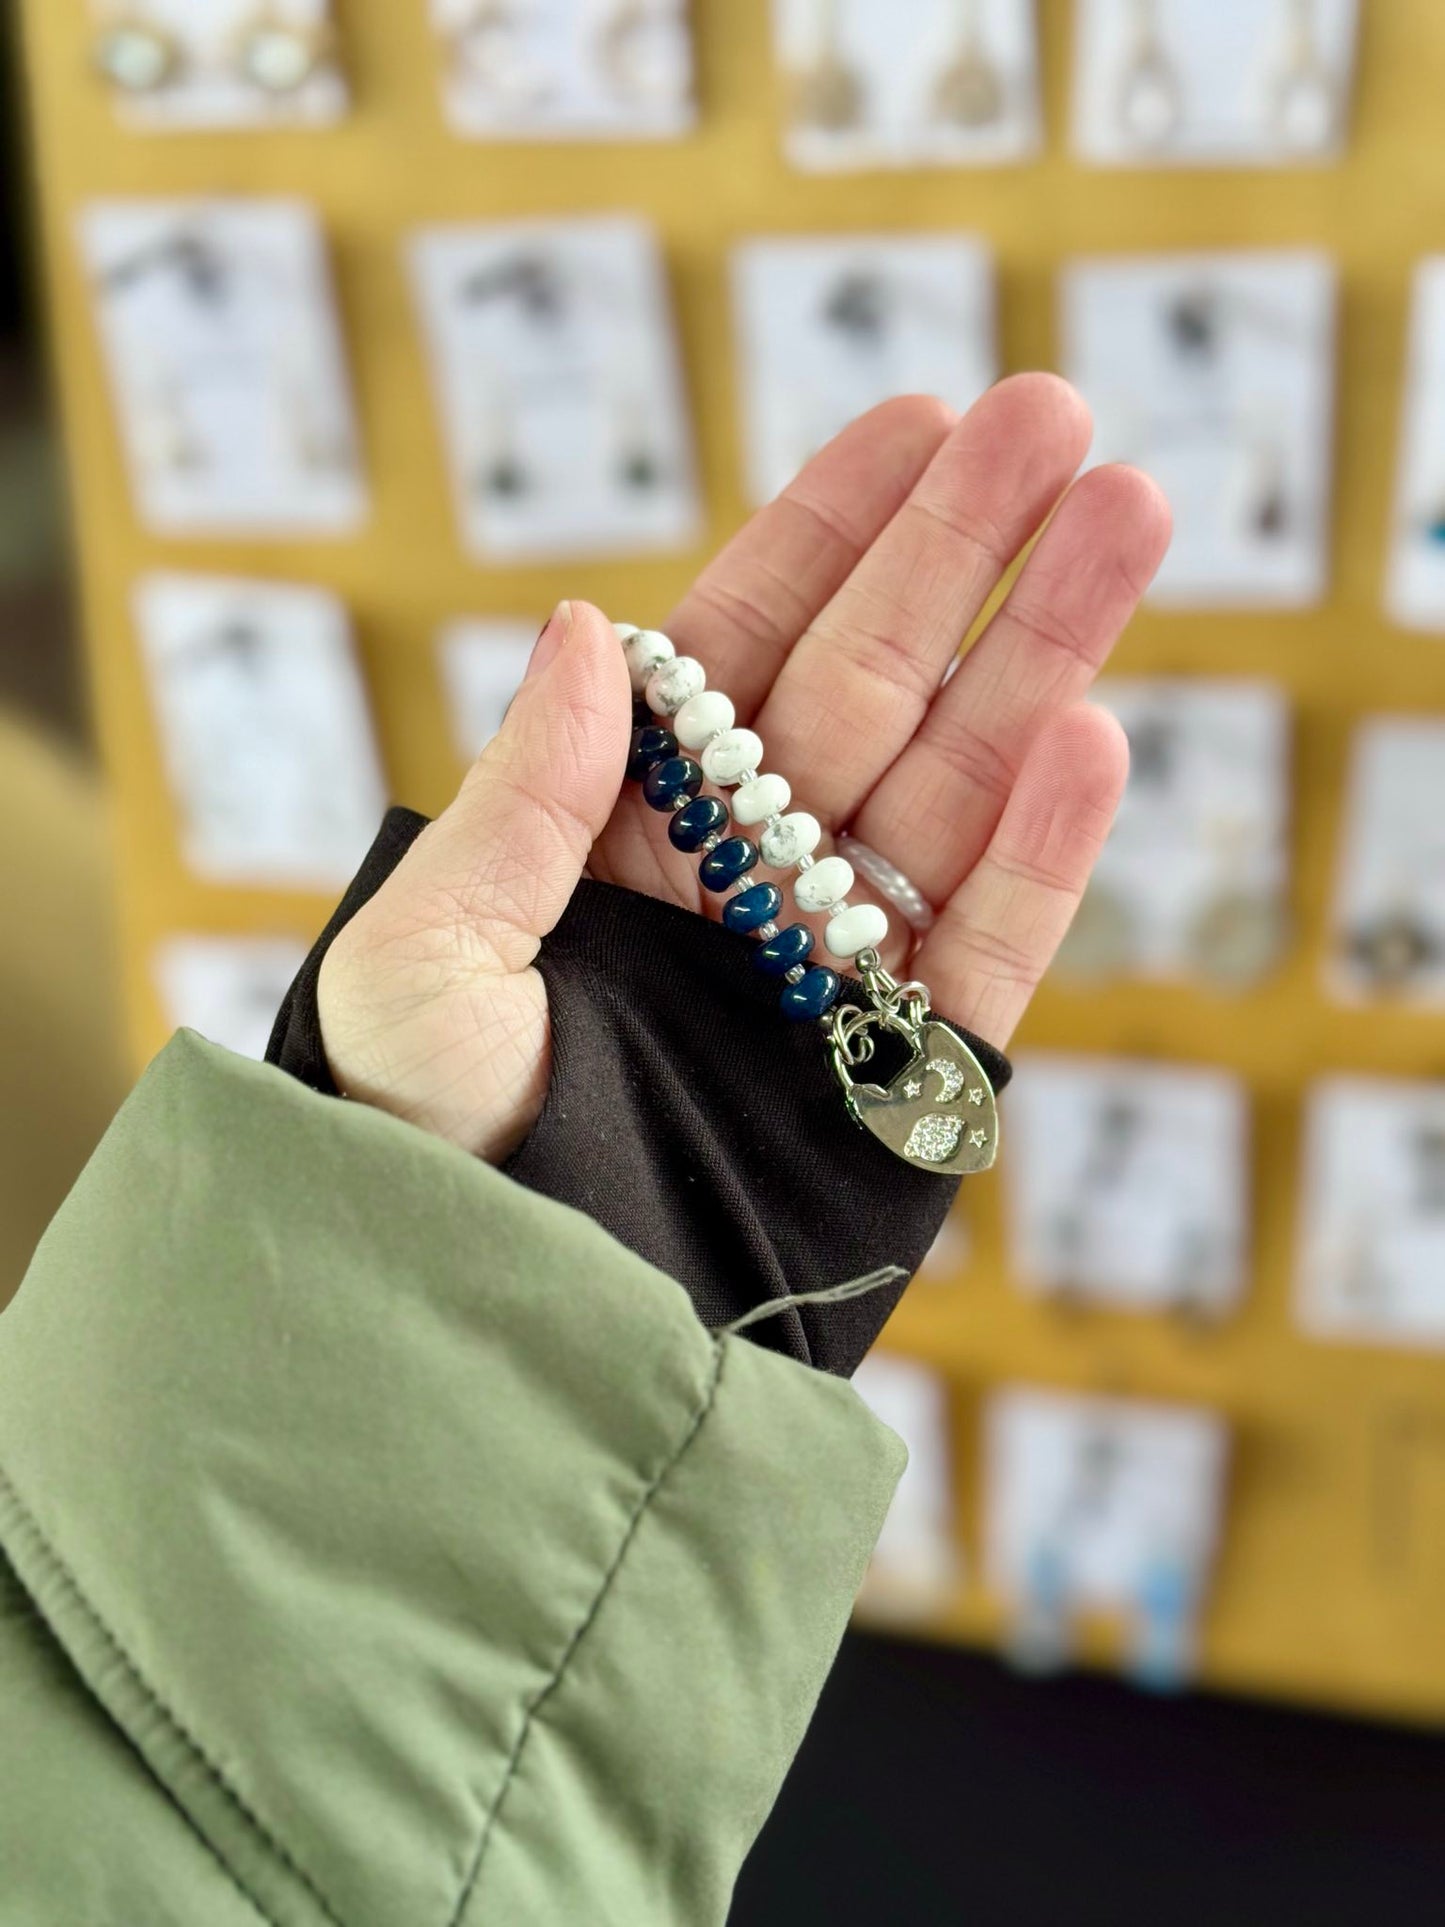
[524,600,572,683]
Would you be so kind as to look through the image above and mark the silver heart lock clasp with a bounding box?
[827,960,999,1176]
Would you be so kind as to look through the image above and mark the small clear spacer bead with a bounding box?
[796,853,816,871]
[701,832,721,852]
[756,920,779,941]
[670,793,689,811]
[784,964,807,985]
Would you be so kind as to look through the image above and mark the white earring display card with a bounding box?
[1059,679,1292,987]
[1386,261,1445,633]
[853,1353,962,1615]
[90,0,346,130]
[429,0,694,140]
[1005,1055,1251,1317]
[1298,1078,1445,1350]
[154,934,310,1061]
[81,200,366,537]
[984,1386,1227,1680]
[1071,0,1358,167]
[731,234,996,506]
[1062,251,1336,607]
[410,216,701,561]
[772,0,1041,172]
[1328,718,1445,1007]
[439,618,539,762]
[135,573,387,890]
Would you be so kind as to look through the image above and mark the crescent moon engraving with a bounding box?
[925,1055,966,1104]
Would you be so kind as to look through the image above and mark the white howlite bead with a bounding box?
[701,727,764,785]
[825,901,890,959]
[732,773,792,826]
[673,689,735,750]
[760,811,821,868]
[646,654,706,716]
[623,628,674,693]
[795,854,854,913]
[613,621,639,643]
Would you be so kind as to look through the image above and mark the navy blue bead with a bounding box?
[643,755,703,811]
[780,966,841,1022]
[699,836,760,893]
[668,795,728,852]
[754,923,815,976]
[627,725,676,783]
[632,697,654,729]
[723,883,782,933]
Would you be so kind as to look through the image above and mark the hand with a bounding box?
[319,376,1170,1163]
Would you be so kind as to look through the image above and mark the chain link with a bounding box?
[824,947,935,1088]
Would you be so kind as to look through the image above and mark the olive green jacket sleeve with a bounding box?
[0,1032,904,1927]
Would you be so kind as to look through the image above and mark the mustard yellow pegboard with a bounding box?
[15,0,1445,1721]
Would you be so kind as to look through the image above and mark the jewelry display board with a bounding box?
[16,0,1445,1724]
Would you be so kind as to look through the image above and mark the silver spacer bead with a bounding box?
[797,852,816,871]
[670,793,690,811]
[784,964,808,985]
[701,832,721,852]
[756,920,779,941]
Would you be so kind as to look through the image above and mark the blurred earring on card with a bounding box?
[284,386,354,478]
[931,0,1005,130]
[1421,487,1445,548]
[1055,880,1137,981]
[1270,0,1338,153]
[1230,435,1291,543]
[446,0,552,108]
[1187,889,1285,987]
[473,394,530,500]
[1125,1552,1197,1693]
[233,11,336,95]
[1341,905,1441,994]
[596,0,688,109]
[1006,1540,1075,1676]
[1115,0,1182,151]
[614,395,664,493]
[789,0,864,132]
[142,380,206,476]
[92,10,184,94]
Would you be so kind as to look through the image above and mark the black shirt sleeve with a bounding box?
[267,808,1011,1378]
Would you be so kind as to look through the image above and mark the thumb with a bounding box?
[406,599,631,974]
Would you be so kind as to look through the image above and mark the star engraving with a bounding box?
[968,1087,985,1107]
[904,1078,923,1099]
[968,1128,988,1149]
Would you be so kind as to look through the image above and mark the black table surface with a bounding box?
[732,1632,1445,1926]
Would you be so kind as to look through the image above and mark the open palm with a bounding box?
[320,375,1170,1162]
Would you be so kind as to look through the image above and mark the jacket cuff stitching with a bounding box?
[0,1462,347,1927]
[446,1335,730,1927]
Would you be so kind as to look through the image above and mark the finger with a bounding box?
[398,600,630,973]
[855,462,1171,907]
[663,394,958,720]
[913,704,1130,1049]
[750,374,1094,832]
